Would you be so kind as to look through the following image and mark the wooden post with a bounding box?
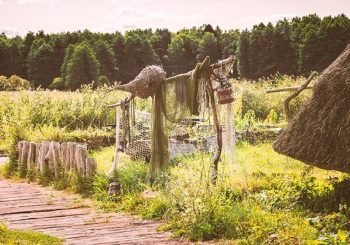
[60,142,68,170]
[35,143,41,169]
[225,103,236,166]
[75,144,88,176]
[109,106,121,176]
[66,142,77,171]
[85,158,97,177]
[27,142,36,170]
[18,141,24,163]
[39,141,50,174]
[45,142,61,178]
[207,78,223,185]
[20,141,30,173]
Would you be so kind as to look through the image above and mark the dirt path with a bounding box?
[0,178,184,244]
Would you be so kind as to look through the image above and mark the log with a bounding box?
[38,142,50,173]
[27,142,36,169]
[66,142,77,171]
[45,142,61,177]
[74,145,88,176]
[20,141,30,170]
[35,143,41,168]
[18,141,24,163]
[85,158,97,177]
[60,142,68,169]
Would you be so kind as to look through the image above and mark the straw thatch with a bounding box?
[273,44,350,173]
[117,65,166,99]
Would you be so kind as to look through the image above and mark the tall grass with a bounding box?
[87,143,349,243]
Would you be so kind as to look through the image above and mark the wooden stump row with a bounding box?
[18,141,97,177]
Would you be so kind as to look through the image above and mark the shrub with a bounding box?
[0,75,31,91]
[49,77,65,90]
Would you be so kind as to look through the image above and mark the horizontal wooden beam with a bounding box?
[266,85,313,94]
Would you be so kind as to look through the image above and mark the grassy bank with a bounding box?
[0,224,62,245]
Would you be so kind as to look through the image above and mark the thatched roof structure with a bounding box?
[273,44,350,173]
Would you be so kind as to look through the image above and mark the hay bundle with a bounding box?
[273,44,350,173]
[117,65,166,99]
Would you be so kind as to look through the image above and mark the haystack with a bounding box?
[273,44,350,173]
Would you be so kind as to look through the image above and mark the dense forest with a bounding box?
[0,14,349,89]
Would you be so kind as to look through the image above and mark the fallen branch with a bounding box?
[284,72,317,121]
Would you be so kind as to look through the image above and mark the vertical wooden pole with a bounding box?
[207,79,222,185]
[225,103,236,166]
[109,106,121,176]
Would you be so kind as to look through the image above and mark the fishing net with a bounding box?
[113,57,236,180]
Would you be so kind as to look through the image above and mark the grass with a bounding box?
[87,142,350,243]
[0,224,62,245]
[3,75,350,243]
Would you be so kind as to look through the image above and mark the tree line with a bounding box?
[0,14,349,90]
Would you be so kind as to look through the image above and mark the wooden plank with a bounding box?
[0,179,185,244]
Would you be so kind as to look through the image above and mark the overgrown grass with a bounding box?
[87,142,350,243]
[0,224,62,245]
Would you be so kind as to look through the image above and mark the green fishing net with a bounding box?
[149,57,210,181]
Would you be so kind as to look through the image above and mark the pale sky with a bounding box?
[0,0,349,36]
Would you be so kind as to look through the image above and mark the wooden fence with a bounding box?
[18,141,97,177]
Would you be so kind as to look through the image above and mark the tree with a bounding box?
[94,40,116,80]
[27,41,57,87]
[61,44,75,86]
[167,31,199,75]
[122,31,158,82]
[151,29,171,64]
[219,29,240,58]
[198,32,220,62]
[112,32,126,82]
[237,30,250,78]
[274,19,297,75]
[0,37,12,76]
[65,43,100,90]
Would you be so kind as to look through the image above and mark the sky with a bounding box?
[0,0,349,36]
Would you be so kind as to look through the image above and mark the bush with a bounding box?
[49,77,65,90]
[0,75,31,91]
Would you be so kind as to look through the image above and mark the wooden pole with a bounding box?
[207,78,222,185]
[266,85,313,93]
[109,106,121,176]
